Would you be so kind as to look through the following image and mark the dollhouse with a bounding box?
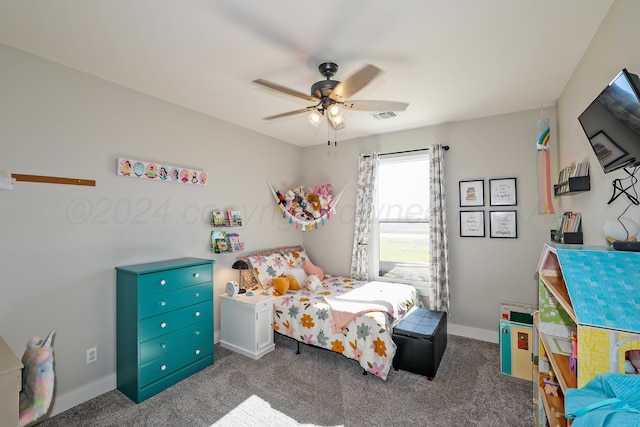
[534,243,640,426]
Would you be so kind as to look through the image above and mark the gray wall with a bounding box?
[2,0,635,415]
[556,0,640,240]
[0,43,302,414]
[301,110,558,340]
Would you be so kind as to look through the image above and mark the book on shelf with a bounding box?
[556,211,582,233]
[225,210,243,226]
[211,230,228,252]
[227,233,242,252]
[212,211,226,226]
[558,161,590,184]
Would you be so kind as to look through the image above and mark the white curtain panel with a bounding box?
[350,152,379,280]
[428,144,450,313]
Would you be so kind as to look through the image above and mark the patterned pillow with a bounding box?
[236,245,304,289]
[247,252,289,289]
[280,249,309,268]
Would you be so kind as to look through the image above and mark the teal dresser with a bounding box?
[115,257,214,403]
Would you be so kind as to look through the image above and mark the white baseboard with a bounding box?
[48,373,116,417]
[46,326,495,417]
[448,323,498,344]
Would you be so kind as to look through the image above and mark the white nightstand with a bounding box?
[220,293,275,359]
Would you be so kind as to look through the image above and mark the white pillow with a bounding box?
[288,266,308,285]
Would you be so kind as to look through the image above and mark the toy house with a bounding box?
[534,243,640,426]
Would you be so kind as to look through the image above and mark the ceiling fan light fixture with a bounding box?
[308,110,324,127]
[328,109,345,130]
[326,103,341,119]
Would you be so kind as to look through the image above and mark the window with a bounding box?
[373,154,429,284]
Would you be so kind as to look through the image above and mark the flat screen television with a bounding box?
[578,68,640,174]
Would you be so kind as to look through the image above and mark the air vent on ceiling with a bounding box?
[371,111,398,120]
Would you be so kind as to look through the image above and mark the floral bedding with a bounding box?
[263,275,421,380]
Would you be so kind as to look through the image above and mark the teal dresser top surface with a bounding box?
[554,245,640,333]
[115,257,213,274]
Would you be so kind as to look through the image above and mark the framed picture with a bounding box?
[460,211,485,237]
[489,178,517,206]
[459,179,484,207]
[490,211,517,238]
[589,130,627,168]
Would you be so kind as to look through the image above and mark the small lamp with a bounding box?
[232,260,250,292]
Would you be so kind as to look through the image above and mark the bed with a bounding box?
[237,246,422,380]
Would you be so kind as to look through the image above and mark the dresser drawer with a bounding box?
[138,264,212,296]
[139,301,212,342]
[140,320,212,364]
[139,283,212,319]
[139,339,213,388]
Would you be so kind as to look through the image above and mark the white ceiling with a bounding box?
[0,1,613,147]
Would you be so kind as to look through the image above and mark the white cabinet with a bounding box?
[0,336,22,427]
[220,293,275,359]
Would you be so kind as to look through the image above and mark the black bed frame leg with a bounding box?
[296,341,300,355]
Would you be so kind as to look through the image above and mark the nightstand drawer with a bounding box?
[138,265,212,295]
[139,339,213,388]
[140,320,212,364]
[139,283,212,319]
[140,301,212,342]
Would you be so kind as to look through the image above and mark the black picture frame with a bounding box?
[489,178,517,206]
[459,179,484,207]
[489,210,517,238]
[460,211,485,237]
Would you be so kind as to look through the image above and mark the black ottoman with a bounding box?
[392,307,447,380]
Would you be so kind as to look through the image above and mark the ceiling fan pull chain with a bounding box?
[327,122,331,146]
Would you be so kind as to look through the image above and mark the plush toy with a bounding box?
[307,193,322,211]
[303,274,321,292]
[19,330,55,427]
[626,350,640,374]
[314,184,333,198]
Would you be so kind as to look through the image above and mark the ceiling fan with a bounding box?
[253,62,409,130]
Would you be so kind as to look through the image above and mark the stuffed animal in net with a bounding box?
[19,330,55,427]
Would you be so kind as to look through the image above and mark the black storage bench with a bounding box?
[392,307,447,380]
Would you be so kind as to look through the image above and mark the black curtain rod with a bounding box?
[363,146,449,158]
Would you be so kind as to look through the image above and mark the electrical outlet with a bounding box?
[86,347,97,364]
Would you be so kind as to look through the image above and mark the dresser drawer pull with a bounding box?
[194,273,200,278]
[195,330,200,336]
[195,349,201,355]
[195,311,201,317]
[195,292,200,297]
[160,301,166,307]
[160,279,166,286]
[160,343,167,349]
[161,365,167,371]
[161,322,167,328]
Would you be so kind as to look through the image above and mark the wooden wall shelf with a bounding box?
[11,174,95,187]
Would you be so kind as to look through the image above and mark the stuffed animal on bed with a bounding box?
[19,330,55,427]
[303,274,322,292]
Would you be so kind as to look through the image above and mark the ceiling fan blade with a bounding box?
[253,79,320,103]
[330,64,382,102]
[262,106,318,120]
[342,100,409,112]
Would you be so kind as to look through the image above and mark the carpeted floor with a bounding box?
[38,333,533,426]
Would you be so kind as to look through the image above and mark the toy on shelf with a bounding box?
[570,332,578,376]
[543,368,559,397]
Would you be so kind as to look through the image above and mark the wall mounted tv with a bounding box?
[578,68,640,174]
